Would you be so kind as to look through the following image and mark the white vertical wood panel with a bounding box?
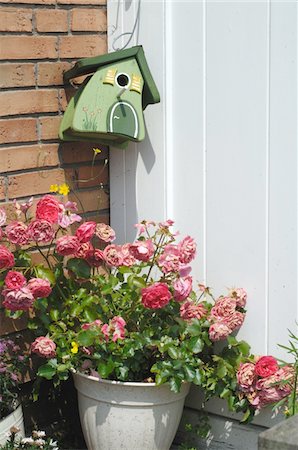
[205,1,269,353]
[170,1,206,283]
[268,1,298,357]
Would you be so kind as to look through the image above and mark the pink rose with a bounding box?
[81,319,102,330]
[255,356,279,378]
[103,245,123,267]
[2,287,35,311]
[141,282,172,309]
[27,278,52,299]
[27,219,55,243]
[209,321,232,341]
[111,316,126,342]
[75,242,93,259]
[0,245,15,270]
[129,240,154,262]
[5,271,26,290]
[0,208,6,226]
[237,362,256,390]
[120,243,136,267]
[56,235,80,256]
[36,195,60,224]
[0,227,2,240]
[178,236,197,264]
[180,300,208,320]
[76,221,96,243]
[86,248,104,267]
[230,287,247,308]
[210,297,237,319]
[5,221,29,245]
[158,245,181,273]
[101,323,110,341]
[95,223,116,243]
[173,276,193,302]
[225,311,245,331]
[31,336,56,358]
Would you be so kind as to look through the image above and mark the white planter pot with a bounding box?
[0,404,25,445]
[73,372,190,450]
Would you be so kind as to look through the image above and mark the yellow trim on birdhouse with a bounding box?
[130,74,142,94]
[103,68,117,85]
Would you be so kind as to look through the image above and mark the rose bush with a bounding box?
[0,188,295,422]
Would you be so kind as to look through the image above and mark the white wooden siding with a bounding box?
[108,0,298,359]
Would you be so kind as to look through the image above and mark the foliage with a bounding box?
[0,337,28,420]
[277,326,298,417]
[1,190,295,423]
[0,429,58,450]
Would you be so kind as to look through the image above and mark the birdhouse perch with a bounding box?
[59,46,160,148]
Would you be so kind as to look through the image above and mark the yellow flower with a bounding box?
[58,183,70,196]
[50,184,59,193]
[93,148,102,155]
[71,341,79,354]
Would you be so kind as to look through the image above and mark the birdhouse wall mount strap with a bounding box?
[59,46,160,148]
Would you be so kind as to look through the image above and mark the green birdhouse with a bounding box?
[59,46,160,148]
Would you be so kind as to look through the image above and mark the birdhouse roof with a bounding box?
[63,45,160,110]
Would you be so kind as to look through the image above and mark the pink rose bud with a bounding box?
[5,271,26,290]
[141,283,172,309]
[36,195,60,224]
[31,336,56,358]
[27,278,52,299]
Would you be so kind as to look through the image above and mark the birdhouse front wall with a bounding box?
[72,58,145,142]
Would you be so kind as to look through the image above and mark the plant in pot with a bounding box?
[0,337,28,445]
[0,189,254,450]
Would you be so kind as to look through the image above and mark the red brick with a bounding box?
[0,118,37,144]
[0,63,35,88]
[0,36,58,60]
[0,144,59,174]
[0,8,32,32]
[60,142,108,164]
[7,168,66,199]
[65,163,109,189]
[39,116,61,140]
[71,9,107,32]
[0,178,6,200]
[36,10,68,33]
[58,0,106,4]
[37,62,72,86]
[0,90,59,117]
[59,35,107,58]
[1,0,55,4]
[68,188,109,213]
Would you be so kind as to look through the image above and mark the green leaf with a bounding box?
[35,265,56,284]
[186,320,202,336]
[193,369,202,385]
[169,377,182,393]
[237,340,251,356]
[67,258,91,279]
[77,330,95,346]
[37,363,57,380]
[240,408,253,423]
[184,366,195,382]
[98,359,115,378]
[168,346,179,359]
[50,309,59,322]
[189,336,204,353]
[217,364,227,378]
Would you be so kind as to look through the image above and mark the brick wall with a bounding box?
[0,1,109,339]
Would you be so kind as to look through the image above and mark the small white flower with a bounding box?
[34,430,46,438]
[35,438,46,446]
[21,437,35,444]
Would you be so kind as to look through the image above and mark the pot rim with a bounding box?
[74,370,160,387]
